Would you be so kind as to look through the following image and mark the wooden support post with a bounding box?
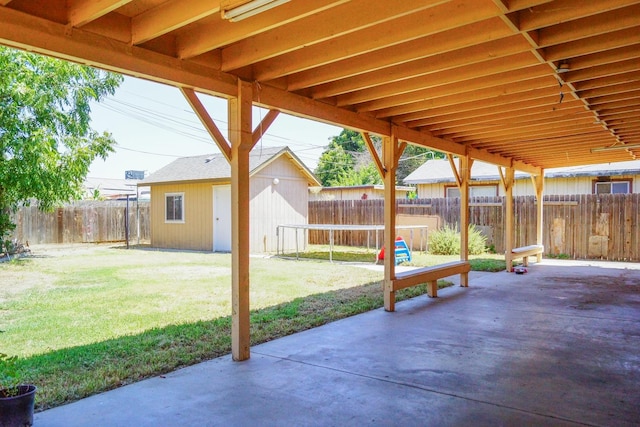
[229,80,252,361]
[532,172,544,263]
[383,135,397,312]
[382,128,405,311]
[502,166,515,271]
[459,156,471,287]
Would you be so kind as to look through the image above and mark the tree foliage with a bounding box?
[314,128,444,187]
[0,47,123,239]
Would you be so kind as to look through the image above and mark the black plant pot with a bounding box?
[0,385,36,427]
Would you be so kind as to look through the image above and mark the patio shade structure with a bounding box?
[1,0,639,360]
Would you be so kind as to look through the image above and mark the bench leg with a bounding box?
[523,256,529,267]
[427,280,438,298]
[460,272,469,287]
[384,289,395,312]
[505,252,513,272]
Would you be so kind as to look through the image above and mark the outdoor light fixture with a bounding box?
[591,143,640,153]
[221,0,290,22]
[556,61,570,73]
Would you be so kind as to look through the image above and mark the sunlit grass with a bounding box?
[1,244,462,410]
[281,244,508,271]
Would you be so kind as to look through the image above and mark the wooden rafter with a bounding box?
[67,0,132,27]
[180,87,232,162]
[252,109,280,148]
[1,0,638,170]
[362,132,385,179]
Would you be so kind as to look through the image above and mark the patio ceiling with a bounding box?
[1,0,639,171]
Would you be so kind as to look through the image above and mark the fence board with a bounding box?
[10,201,150,245]
[10,195,640,262]
[308,194,640,261]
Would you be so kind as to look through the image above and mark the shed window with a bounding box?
[165,193,184,222]
[594,181,631,194]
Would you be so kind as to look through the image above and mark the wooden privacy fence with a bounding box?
[10,200,150,244]
[308,194,640,262]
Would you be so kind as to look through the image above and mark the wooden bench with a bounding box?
[385,260,471,311]
[508,245,543,271]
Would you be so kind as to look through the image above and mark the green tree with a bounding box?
[315,129,382,186]
[315,128,444,186]
[0,47,122,240]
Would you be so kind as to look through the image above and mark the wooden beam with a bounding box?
[532,172,544,262]
[132,0,219,45]
[252,109,280,148]
[229,80,253,361]
[503,166,515,271]
[357,64,550,112]
[253,0,501,81]
[459,155,471,286]
[447,154,463,187]
[177,0,349,58]
[518,0,640,31]
[336,52,539,106]
[285,18,515,89]
[362,133,385,179]
[578,80,640,99]
[544,27,640,62]
[252,82,390,136]
[180,88,232,162]
[375,76,557,118]
[396,141,408,163]
[0,6,238,98]
[310,35,533,99]
[220,0,450,71]
[395,86,562,124]
[255,82,544,175]
[428,103,589,133]
[67,0,132,27]
[383,131,400,312]
[537,4,640,48]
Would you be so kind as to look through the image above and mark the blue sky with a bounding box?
[88,76,343,179]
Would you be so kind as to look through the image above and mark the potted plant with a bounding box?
[0,353,36,427]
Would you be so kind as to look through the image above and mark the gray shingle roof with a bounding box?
[404,159,640,184]
[141,146,315,185]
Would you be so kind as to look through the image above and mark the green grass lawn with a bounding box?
[1,243,474,410]
[281,244,509,271]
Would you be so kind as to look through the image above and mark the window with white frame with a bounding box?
[594,180,631,194]
[165,193,184,222]
[446,185,498,198]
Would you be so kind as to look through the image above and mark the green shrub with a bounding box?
[428,224,488,255]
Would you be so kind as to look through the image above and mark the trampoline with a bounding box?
[276,224,428,262]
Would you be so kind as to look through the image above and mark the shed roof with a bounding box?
[141,146,319,186]
[310,184,415,192]
[404,159,640,184]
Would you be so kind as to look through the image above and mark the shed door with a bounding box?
[213,185,232,252]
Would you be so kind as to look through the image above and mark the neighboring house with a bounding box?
[309,184,415,201]
[140,146,320,253]
[84,177,150,201]
[404,159,640,198]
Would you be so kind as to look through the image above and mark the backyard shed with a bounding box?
[405,159,640,198]
[141,146,319,253]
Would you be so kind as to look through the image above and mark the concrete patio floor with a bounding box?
[36,259,640,426]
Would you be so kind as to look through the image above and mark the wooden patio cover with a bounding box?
[1,0,639,360]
